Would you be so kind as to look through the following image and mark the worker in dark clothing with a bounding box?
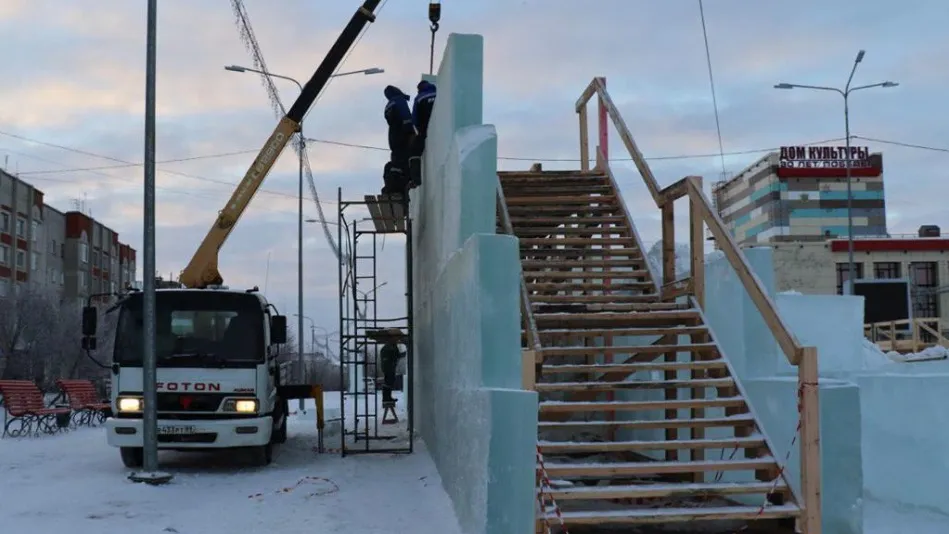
[408,80,437,187]
[379,339,404,403]
[382,85,415,195]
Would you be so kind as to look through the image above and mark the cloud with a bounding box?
[2,0,947,340]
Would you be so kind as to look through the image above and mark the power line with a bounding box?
[16,148,260,175]
[697,0,727,180]
[0,128,329,204]
[852,135,949,154]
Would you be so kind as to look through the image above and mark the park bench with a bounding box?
[55,379,111,427]
[0,380,71,438]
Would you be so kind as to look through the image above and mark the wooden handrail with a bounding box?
[576,78,661,203]
[496,187,543,355]
[684,179,804,366]
[576,77,806,367]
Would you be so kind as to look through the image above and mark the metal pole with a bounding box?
[843,93,856,294]
[135,0,169,484]
[297,132,306,412]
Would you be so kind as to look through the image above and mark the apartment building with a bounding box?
[712,145,886,245]
[0,168,136,304]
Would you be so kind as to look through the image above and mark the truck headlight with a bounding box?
[117,396,143,412]
[223,398,258,413]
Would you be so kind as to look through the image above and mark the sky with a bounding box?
[1,0,947,347]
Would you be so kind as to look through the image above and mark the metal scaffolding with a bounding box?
[336,188,414,455]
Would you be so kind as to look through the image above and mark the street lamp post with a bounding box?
[225,64,383,410]
[774,50,898,294]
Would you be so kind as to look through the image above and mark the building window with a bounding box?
[92,250,99,267]
[0,212,9,233]
[835,262,864,295]
[910,262,938,319]
[0,245,8,266]
[79,271,88,289]
[49,238,56,254]
[873,262,901,279]
[15,217,25,238]
[79,242,88,263]
[30,251,38,271]
[31,220,39,243]
[15,250,25,270]
[0,279,8,297]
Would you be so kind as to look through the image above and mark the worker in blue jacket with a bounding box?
[382,85,415,195]
[408,81,437,187]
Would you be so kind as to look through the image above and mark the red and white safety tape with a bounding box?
[535,445,569,534]
[737,381,810,532]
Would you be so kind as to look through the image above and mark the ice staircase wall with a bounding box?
[495,78,824,534]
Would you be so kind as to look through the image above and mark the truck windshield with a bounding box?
[114,291,265,367]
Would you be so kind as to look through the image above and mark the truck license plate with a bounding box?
[158,425,196,435]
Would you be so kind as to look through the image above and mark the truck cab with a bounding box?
[87,287,290,467]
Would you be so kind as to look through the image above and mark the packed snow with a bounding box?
[0,393,462,534]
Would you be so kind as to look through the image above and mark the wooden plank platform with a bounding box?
[364,194,408,233]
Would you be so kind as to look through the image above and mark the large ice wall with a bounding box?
[703,247,864,534]
[409,33,537,534]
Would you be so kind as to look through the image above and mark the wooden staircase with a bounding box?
[498,168,800,532]
[494,74,822,534]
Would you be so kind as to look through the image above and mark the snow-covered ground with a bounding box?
[0,392,462,534]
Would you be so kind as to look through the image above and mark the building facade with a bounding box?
[766,234,949,324]
[713,146,886,245]
[0,168,136,305]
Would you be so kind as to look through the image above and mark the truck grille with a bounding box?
[156,393,228,412]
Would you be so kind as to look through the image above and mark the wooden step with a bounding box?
[545,504,799,525]
[519,237,637,247]
[538,435,766,454]
[527,281,654,292]
[532,325,707,338]
[506,195,616,206]
[522,270,650,280]
[543,457,777,478]
[508,205,618,215]
[541,358,725,374]
[521,250,644,261]
[522,272,652,285]
[538,396,746,413]
[512,227,629,236]
[544,479,786,501]
[511,215,627,225]
[535,377,733,392]
[534,310,702,328]
[501,185,614,196]
[498,170,602,178]
[532,303,689,314]
[522,258,645,269]
[537,414,756,431]
[529,294,659,304]
[540,342,716,358]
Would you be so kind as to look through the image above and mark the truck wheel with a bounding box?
[120,447,144,468]
[249,443,273,467]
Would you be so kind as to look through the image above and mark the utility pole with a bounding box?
[130,0,171,485]
[297,132,306,413]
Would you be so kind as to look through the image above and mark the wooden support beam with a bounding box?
[798,346,822,534]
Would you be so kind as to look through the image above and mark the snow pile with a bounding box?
[779,289,803,295]
[861,338,949,365]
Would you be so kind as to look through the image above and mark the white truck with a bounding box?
[87,287,290,467]
[77,0,382,468]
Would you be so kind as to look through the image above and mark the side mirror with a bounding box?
[81,337,97,351]
[81,306,98,336]
[270,315,287,345]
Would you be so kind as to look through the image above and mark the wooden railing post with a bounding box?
[579,106,589,171]
[522,350,536,391]
[596,76,608,165]
[798,346,822,534]
[688,176,705,309]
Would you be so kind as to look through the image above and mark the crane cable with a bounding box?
[428,1,441,74]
